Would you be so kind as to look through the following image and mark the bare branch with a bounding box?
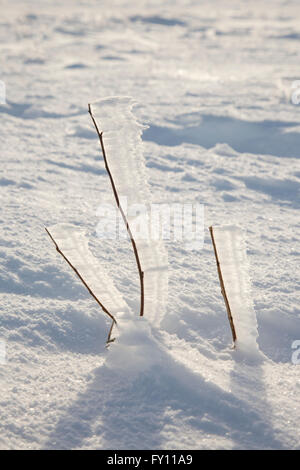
[45,227,117,343]
[88,103,145,317]
[209,226,237,346]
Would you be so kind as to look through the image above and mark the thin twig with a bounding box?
[45,227,117,343]
[88,103,145,317]
[209,226,237,346]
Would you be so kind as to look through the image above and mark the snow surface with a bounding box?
[0,0,300,450]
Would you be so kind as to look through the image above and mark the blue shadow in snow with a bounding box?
[142,115,300,159]
[43,345,286,450]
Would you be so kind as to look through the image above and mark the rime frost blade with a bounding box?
[48,223,129,317]
[136,239,168,327]
[213,225,260,356]
[90,97,151,208]
[90,97,169,326]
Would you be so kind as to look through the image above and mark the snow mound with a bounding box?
[105,316,165,376]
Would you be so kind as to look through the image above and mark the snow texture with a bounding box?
[212,225,261,360]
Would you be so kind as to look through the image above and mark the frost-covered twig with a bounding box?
[209,226,237,346]
[88,103,145,317]
[45,227,117,343]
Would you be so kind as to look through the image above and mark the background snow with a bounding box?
[0,0,299,450]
